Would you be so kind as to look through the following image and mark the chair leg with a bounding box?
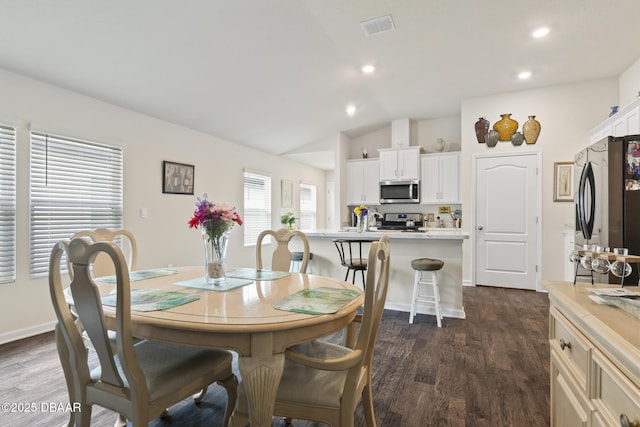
[362,378,377,427]
[360,269,366,288]
[193,386,208,403]
[409,270,420,324]
[113,414,127,427]
[229,380,249,427]
[432,271,442,328]
[219,374,239,427]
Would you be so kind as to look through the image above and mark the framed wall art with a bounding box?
[162,161,194,195]
[281,179,293,208]
[553,161,574,202]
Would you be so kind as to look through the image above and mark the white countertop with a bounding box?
[305,228,469,240]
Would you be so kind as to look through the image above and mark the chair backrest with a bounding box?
[256,228,310,272]
[333,238,370,267]
[352,235,390,372]
[50,238,148,406]
[72,228,137,277]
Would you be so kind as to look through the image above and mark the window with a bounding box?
[30,131,123,277]
[299,183,317,231]
[0,125,16,283]
[243,170,271,246]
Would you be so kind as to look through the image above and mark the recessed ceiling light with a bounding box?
[518,71,532,80]
[346,104,357,116]
[362,64,375,74]
[532,27,550,38]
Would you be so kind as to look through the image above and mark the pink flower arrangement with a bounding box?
[189,194,243,239]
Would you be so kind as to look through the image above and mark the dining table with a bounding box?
[90,266,364,427]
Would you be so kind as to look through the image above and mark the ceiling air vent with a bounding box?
[360,15,395,37]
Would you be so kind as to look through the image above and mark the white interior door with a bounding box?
[474,153,540,290]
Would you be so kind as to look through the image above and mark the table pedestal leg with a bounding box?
[230,353,285,427]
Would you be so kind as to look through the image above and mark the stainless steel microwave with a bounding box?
[379,180,420,204]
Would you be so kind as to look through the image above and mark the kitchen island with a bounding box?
[303,229,469,321]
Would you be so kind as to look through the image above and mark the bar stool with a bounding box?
[290,251,313,273]
[409,258,444,327]
[332,239,376,287]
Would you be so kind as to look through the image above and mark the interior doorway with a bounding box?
[472,152,541,290]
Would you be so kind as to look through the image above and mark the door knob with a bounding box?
[477,226,484,230]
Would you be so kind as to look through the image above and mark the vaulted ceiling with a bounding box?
[1,1,639,169]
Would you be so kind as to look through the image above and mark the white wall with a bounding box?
[0,68,327,343]
[620,57,640,108]
[348,116,462,160]
[460,78,619,284]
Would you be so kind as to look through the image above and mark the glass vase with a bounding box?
[201,221,230,285]
[357,214,367,233]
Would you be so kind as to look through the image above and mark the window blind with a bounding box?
[0,125,16,284]
[30,131,123,277]
[299,183,316,231]
[243,170,271,246]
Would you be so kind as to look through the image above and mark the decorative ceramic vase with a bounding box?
[493,114,519,141]
[510,131,524,146]
[201,221,230,285]
[474,117,490,143]
[435,138,446,152]
[485,130,499,147]
[522,115,541,144]
[610,106,619,117]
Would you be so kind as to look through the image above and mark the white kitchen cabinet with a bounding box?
[420,153,460,204]
[590,97,640,143]
[378,147,420,181]
[546,281,640,427]
[612,105,640,136]
[346,159,380,206]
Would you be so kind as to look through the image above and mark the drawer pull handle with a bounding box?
[620,414,640,427]
[559,338,571,351]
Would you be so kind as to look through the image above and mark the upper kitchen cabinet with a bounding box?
[420,152,460,204]
[378,147,421,181]
[346,159,380,206]
[590,97,640,144]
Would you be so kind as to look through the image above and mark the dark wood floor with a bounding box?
[0,285,550,426]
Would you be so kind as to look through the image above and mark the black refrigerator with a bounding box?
[575,134,640,285]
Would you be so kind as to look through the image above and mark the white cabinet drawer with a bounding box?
[592,349,640,426]
[550,306,592,393]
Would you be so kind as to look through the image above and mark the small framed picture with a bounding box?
[553,162,574,202]
[162,161,194,195]
[281,179,293,208]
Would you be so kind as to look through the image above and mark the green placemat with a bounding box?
[226,268,290,281]
[272,287,361,315]
[101,288,199,312]
[95,268,179,284]
[174,276,253,291]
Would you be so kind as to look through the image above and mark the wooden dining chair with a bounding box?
[71,228,137,277]
[49,237,238,427]
[69,228,150,425]
[256,228,310,273]
[235,236,390,427]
